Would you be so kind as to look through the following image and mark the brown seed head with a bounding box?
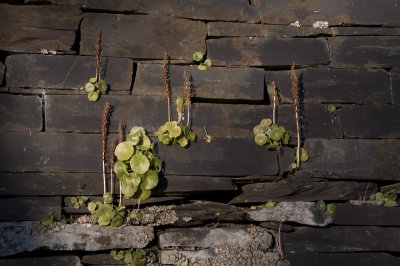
[162,52,171,104]
[109,137,116,168]
[183,69,191,108]
[95,30,102,81]
[101,101,110,158]
[118,121,125,144]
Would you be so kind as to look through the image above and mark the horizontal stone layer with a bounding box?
[287,253,400,266]
[259,0,400,26]
[207,37,329,66]
[0,94,42,132]
[50,0,259,22]
[265,68,391,104]
[0,132,277,176]
[6,54,133,90]
[330,37,400,68]
[0,256,82,266]
[334,205,400,226]
[133,64,264,101]
[0,197,61,221]
[81,13,206,61]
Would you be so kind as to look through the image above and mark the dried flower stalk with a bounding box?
[271,81,277,125]
[290,64,301,168]
[95,30,102,81]
[109,138,116,195]
[162,52,172,122]
[183,69,192,127]
[101,102,110,195]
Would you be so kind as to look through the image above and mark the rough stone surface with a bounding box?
[0,197,61,221]
[159,226,272,249]
[294,139,400,180]
[230,181,377,204]
[332,27,400,36]
[0,222,153,257]
[0,94,42,131]
[208,22,332,37]
[265,68,391,104]
[0,4,81,53]
[334,205,400,226]
[330,37,400,68]
[207,37,329,66]
[247,202,333,227]
[133,64,265,101]
[6,54,133,90]
[284,226,400,253]
[0,256,82,266]
[0,62,4,85]
[160,250,279,266]
[81,13,206,61]
[341,106,400,138]
[392,76,400,104]
[51,0,259,22]
[259,0,400,26]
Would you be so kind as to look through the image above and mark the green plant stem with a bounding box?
[102,159,106,195]
[272,81,277,125]
[295,111,301,168]
[110,171,114,195]
[119,181,122,206]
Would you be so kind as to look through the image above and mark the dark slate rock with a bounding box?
[287,253,400,266]
[0,132,101,172]
[51,0,259,23]
[82,254,123,265]
[259,0,400,26]
[81,13,206,61]
[392,76,400,104]
[330,37,400,68]
[208,22,332,37]
[45,95,164,133]
[332,27,400,36]
[341,106,400,138]
[0,197,61,221]
[0,62,4,85]
[284,226,400,253]
[158,138,278,176]
[133,64,265,101]
[334,205,400,226]
[0,4,81,53]
[207,37,329,66]
[46,94,269,138]
[294,139,400,180]
[265,68,391,104]
[0,94,42,131]
[0,132,277,176]
[0,256,82,266]
[276,104,342,139]
[230,181,377,204]
[6,54,133,90]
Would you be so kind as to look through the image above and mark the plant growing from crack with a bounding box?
[370,192,398,207]
[70,196,88,209]
[316,200,336,215]
[80,30,108,101]
[290,64,308,169]
[111,248,158,266]
[193,51,211,70]
[156,62,196,148]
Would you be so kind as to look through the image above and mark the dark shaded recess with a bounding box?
[334,205,400,226]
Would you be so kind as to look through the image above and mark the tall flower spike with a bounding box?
[95,30,102,81]
[271,81,277,125]
[101,102,110,194]
[117,121,124,144]
[109,138,117,194]
[290,63,301,169]
[183,69,192,127]
[162,52,172,121]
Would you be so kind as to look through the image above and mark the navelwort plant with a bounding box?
[80,30,108,102]
[192,51,211,70]
[370,192,398,207]
[156,55,196,148]
[316,200,336,215]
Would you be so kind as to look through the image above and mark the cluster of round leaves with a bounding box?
[87,193,125,227]
[370,192,398,207]
[291,147,309,169]
[111,248,149,266]
[192,51,211,70]
[81,77,107,102]
[70,196,88,209]
[114,127,161,201]
[253,118,290,150]
[249,200,276,210]
[156,121,196,148]
[316,200,336,215]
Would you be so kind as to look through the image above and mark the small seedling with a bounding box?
[70,196,88,209]
[111,248,147,266]
[41,212,55,225]
[370,192,397,207]
[327,104,337,113]
[265,200,276,208]
[316,200,327,211]
[204,126,214,143]
[192,51,211,70]
[326,203,336,215]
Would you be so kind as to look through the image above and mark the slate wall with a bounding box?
[0,0,400,265]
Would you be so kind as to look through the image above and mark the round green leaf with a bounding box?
[124,253,133,264]
[136,188,151,201]
[206,134,214,143]
[130,153,150,174]
[327,104,337,113]
[161,134,172,145]
[192,51,204,62]
[88,91,99,101]
[115,141,134,161]
[316,200,326,211]
[178,137,188,147]
[85,82,95,92]
[103,192,113,204]
[301,153,309,162]
[265,200,276,208]
[170,125,182,138]
[121,182,137,198]
[97,80,107,93]
[198,63,207,71]
[282,132,290,145]
[253,125,263,135]
[88,202,97,213]
[129,172,141,187]
[142,170,159,190]
[110,215,123,227]
[152,157,162,171]
[204,58,212,67]
[130,126,145,136]
[268,142,279,150]
[375,192,385,201]
[260,118,272,128]
[255,134,268,146]
[89,77,97,83]
[138,134,151,151]
[326,203,336,215]
[290,162,298,169]
[126,133,141,145]
[269,127,283,142]
[187,131,196,142]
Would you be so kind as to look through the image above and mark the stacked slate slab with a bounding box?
[1,0,400,265]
